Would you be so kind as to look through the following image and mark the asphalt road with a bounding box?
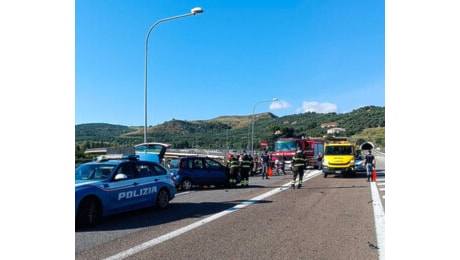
[76,154,385,260]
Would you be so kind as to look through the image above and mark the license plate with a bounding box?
[335,171,342,174]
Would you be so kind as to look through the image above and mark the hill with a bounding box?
[75,106,384,158]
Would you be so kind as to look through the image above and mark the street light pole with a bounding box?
[251,98,278,155]
[143,7,204,143]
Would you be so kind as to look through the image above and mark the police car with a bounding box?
[75,154,176,227]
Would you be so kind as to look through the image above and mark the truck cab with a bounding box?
[322,140,356,178]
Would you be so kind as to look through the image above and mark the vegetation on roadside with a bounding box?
[76,105,384,159]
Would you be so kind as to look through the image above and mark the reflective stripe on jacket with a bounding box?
[230,159,239,168]
[292,156,306,167]
[241,159,251,168]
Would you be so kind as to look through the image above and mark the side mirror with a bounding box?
[114,173,128,181]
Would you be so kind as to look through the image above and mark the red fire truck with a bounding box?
[272,137,325,170]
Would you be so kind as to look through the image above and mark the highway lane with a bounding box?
[76,155,385,259]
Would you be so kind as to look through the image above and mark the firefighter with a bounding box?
[228,153,240,188]
[240,153,251,187]
[291,150,307,189]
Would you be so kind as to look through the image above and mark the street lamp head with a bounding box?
[191,7,204,15]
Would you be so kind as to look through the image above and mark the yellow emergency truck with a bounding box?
[322,137,357,178]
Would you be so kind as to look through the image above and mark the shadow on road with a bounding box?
[75,199,273,233]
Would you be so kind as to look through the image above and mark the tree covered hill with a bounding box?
[75,123,138,142]
[75,106,384,157]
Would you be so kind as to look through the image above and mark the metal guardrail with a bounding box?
[166,149,227,160]
[373,150,385,156]
[84,147,384,160]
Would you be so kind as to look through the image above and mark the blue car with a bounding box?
[354,151,365,172]
[169,156,233,191]
[75,154,176,227]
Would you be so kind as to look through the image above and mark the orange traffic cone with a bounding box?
[268,166,273,177]
[372,169,377,182]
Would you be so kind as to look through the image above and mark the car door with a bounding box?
[132,161,167,207]
[107,162,144,213]
[203,158,228,185]
[187,158,208,185]
[134,142,170,163]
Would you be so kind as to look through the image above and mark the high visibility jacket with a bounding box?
[230,158,239,168]
[241,157,251,168]
[292,154,306,167]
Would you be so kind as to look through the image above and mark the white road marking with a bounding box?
[175,191,191,196]
[371,181,385,260]
[104,170,322,259]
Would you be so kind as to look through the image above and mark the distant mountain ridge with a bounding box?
[75,106,384,150]
[76,112,278,141]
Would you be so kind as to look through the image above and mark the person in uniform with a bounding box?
[291,150,307,189]
[228,153,240,188]
[240,153,251,187]
[363,150,376,182]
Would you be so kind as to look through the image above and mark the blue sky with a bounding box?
[76,0,385,126]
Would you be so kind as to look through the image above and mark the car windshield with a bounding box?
[75,164,116,180]
[325,146,353,155]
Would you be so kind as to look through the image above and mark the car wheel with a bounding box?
[76,197,101,228]
[156,189,170,209]
[323,171,327,178]
[180,179,193,191]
